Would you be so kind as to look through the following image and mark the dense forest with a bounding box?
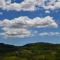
[0,42,60,60]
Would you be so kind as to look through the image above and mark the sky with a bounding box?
[0,0,60,46]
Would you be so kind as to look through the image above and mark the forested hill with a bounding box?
[0,42,60,60]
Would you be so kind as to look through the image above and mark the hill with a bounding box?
[0,42,60,60]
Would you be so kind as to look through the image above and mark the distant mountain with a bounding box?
[0,42,60,60]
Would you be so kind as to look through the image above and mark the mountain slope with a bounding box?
[0,42,60,60]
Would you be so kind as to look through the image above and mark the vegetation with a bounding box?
[0,42,60,60]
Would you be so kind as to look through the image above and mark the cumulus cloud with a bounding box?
[0,28,32,38]
[0,16,58,38]
[0,0,59,38]
[39,32,60,36]
[0,16,58,28]
[0,0,60,11]
[0,0,44,11]
[43,0,60,10]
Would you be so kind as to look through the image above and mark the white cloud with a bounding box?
[0,0,60,11]
[0,16,58,38]
[43,0,60,10]
[45,10,50,13]
[0,16,58,28]
[0,0,59,38]
[1,31,60,38]
[39,32,60,36]
[0,0,44,11]
[1,28,32,38]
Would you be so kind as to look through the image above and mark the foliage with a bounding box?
[0,42,60,60]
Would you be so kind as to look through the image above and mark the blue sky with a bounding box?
[0,0,60,46]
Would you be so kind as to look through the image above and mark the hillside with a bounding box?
[0,42,60,60]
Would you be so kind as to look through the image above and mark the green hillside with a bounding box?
[0,42,60,60]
